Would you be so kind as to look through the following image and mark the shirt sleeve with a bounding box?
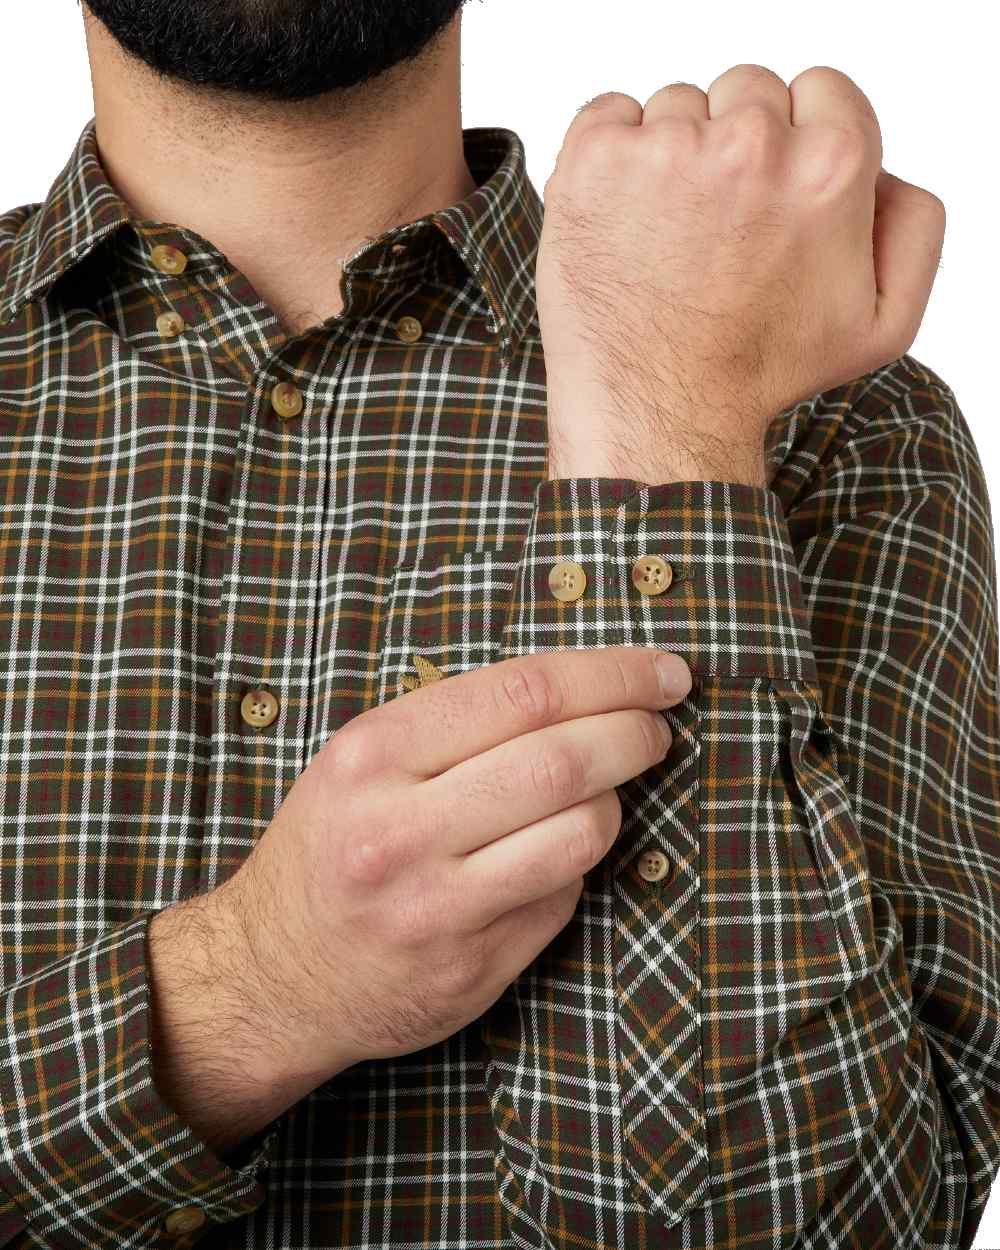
[485,353,1000,1248]
[0,910,280,1248]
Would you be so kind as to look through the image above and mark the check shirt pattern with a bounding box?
[0,115,998,1250]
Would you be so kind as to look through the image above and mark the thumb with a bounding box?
[872,168,946,354]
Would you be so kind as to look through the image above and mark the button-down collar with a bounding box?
[0,116,542,366]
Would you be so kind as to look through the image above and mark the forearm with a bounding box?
[147,878,340,1159]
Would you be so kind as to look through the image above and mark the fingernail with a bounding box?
[655,652,692,700]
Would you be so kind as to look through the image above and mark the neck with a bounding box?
[81,9,476,338]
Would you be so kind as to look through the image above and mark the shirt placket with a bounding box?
[194,344,328,895]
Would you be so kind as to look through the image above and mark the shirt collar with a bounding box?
[0,116,543,366]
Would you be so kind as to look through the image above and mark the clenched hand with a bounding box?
[536,63,946,487]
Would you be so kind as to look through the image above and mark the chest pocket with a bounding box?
[375,542,525,707]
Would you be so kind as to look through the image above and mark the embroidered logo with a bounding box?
[399,653,445,693]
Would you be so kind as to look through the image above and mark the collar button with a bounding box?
[150,243,188,275]
[395,315,423,343]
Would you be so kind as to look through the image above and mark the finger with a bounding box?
[566,90,643,143]
[479,876,584,982]
[424,705,671,856]
[705,62,791,122]
[372,644,692,777]
[788,64,882,164]
[453,790,622,926]
[545,92,643,191]
[642,81,709,125]
[871,168,946,358]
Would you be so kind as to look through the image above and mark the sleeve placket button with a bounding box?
[631,555,673,595]
[548,560,587,602]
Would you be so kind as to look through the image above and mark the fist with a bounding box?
[536,64,946,486]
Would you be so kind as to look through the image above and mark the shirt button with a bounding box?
[631,554,673,595]
[150,244,188,275]
[390,242,408,255]
[635,849,672,883]
[240,688,279,728]
[270,381,303,420]
[163,1206,207,1235]
[156,310,185,338]
[395,315,423,343]
[548,559,587,602]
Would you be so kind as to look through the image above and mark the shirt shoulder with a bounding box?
[768,351,976,513]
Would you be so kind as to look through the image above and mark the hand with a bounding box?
[536,63,946,486]
[213,646,692,1077]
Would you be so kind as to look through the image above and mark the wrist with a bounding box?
[547,442,767,488]
[203,869,353,1084]
[146,884,339,1156]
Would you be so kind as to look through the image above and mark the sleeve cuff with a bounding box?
[0,911,275,1248]
[499,476,819,682]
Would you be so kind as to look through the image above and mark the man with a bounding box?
[0,1,996,1247]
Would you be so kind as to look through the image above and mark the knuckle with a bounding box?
[646,116,701,165]
[575,121,631,169]
[564,810,608,876]
[794,63,853,88]
[532,743,587,807]
[634,707,670,759]
[824,124,871,174]
[326,717,386,783]
[798,126,868,197]
[582,89,640,112]
[733,62,785,83]
[340,823,396,887]
[495,660,562,726]
[716,105,782,172]
[609,652,635,702]
[731,102,782,143]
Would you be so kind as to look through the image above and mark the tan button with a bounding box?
[164,1206,207,1235]
[548,560,587,602]
[631,554,673,596]
[395,315,423,343]
[150,244,188,275]
[270,381,303,420]
[635,849,671,883]
[390,242,408,255]
[156,310,185,338]
[240,688,279,728]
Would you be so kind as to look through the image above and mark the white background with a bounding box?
[3,0,998,1243]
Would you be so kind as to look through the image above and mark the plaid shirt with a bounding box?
[0,113,998,1250]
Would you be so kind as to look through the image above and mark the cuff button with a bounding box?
[548,559,587,602]
[632,554,673,595]
[164,1206,207,1235]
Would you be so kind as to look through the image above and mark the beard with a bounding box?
[81,0,471,100]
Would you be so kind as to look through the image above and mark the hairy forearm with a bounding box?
[146,879,338,1158]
